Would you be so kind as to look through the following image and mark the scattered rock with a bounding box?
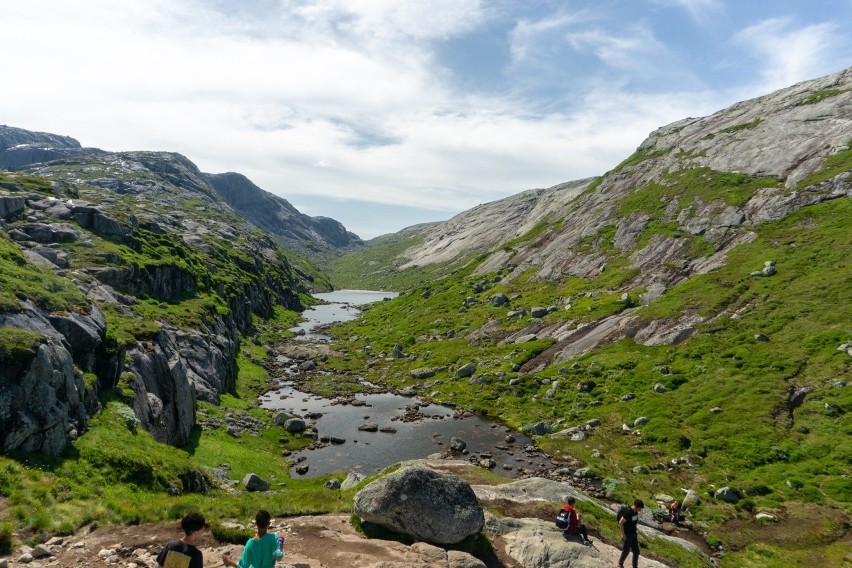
[358,422,379,432]
[450,437,467,451]
[325,478,341,490]
[284,418,307,433]
[242,473,270,492]
[754,334,769,342]
[456,363,477,378]
[653,383,668,392]
[709,407,723,414]
[634,416,649,427]
[714,486,740,503]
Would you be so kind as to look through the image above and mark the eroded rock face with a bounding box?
[353,466,484,544]
[0,340,88,455]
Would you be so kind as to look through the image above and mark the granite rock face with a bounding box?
[397,66,852,367]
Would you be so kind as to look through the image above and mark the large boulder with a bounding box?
[353,466,484,544]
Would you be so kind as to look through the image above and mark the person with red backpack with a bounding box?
[555,496,592,544]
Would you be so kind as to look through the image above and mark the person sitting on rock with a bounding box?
[222,510,284,568]
[556,496,592,544]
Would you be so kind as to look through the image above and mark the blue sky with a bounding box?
[1,1,850,238]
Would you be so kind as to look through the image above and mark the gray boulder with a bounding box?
[353,466,484,544]
[410,367,437,379]
[284,418,307,432]
[450,437,467,451]
[714,486,740,503]
[242,473,270,492]
[341,471,366,490]
[489,293,509,307]
[456,363,477,378]
[272,410,295,426]
[0,195,25,220]
[530,306,548,318]
[529,421,552,436]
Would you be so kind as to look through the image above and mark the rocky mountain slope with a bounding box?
[322,67,851,566]
[365,67,851,362]
[206,171,362,261]
[0,143,317,456]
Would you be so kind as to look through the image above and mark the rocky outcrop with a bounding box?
[353,466,485,544]
[398,68,851,285]
[0,125,102,170]
[0,301,105,455]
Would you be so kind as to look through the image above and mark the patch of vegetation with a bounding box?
[327,228,445,291]
[500,217,553,250]
[0,522,13,554]
[0,327,46,363]
[795,141,852,190]
[612,146,669,172]
[720,118,764,133]
[616,168,780,220]
[0,232,91,314]
[795,88,848,106]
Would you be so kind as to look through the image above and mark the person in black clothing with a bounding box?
[157,513,207,568]
[617,499,644,568]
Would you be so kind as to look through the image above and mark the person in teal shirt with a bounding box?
[222,510,283,568]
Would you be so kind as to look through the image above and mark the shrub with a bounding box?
[210,522,254,545]
[0,522,13,553]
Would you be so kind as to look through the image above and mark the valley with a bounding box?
[0,67,850,568]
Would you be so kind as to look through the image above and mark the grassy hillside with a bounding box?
[322,196,851,567]
[327,225,444,290]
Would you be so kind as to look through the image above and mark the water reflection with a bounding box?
[260,382,545,479]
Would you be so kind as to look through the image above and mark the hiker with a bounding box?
[156,512,207,568]
[555,496,592,544]
[668,499,682,524]
[617,499,644,568]
[222,510,284,568]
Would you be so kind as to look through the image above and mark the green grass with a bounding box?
[720,118,765,133]
[616,167,780,219]
[795,88,849,106]
[0,327,46,363]
[327,228,442,291]
[319,195,850,565]
[795,141,852,190]
[0,232,91,314]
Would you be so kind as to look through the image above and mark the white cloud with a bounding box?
[508,10,591,65]
[566,23,666,71]
[0,1,839,239]
[734,17,842,91]
[650,0,723,21]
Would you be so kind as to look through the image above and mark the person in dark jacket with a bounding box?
[617,499,644,568]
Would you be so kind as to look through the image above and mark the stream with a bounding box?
[261,290,554,479]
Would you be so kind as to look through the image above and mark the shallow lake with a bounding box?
[266,289,553,478]
[289,289,398,340]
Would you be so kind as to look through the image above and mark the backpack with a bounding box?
[555,509,570,529]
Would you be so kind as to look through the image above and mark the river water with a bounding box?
[262,290,551,479]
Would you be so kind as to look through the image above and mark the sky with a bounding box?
[1,1,850,239]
